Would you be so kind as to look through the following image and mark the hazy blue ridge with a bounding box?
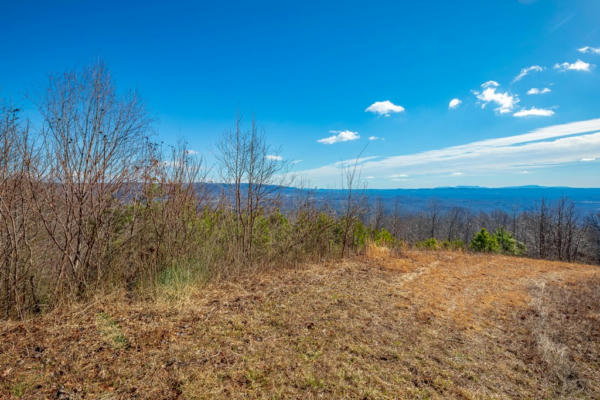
[204,184,600,214]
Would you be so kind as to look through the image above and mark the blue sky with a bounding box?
[1,0,599,188]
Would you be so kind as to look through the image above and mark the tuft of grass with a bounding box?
[152,259,211,303]
[96,311,129,349]
[9,379,30,398]
[158,260,209,287]
[303,372,326,390]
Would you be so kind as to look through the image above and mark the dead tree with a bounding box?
[535,198,551,259]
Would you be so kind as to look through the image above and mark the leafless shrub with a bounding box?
[0,104,40,317]
[133,140,208,283]
[30,63,151,298]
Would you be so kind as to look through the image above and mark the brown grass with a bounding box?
[1,249,599,399]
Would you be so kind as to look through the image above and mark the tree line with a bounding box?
[366,197,600,264]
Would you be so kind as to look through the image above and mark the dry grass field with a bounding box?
[1,248,599,399]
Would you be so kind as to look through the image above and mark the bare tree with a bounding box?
[339,152,366,258]
[552,197,582,261]
[390,197,402,239]
[31,63,151,297]
[133,140,208,281]
[535,198,551,259]
[371,197,385,231]
[0,105,39,317]
[427,199,441,239]
[217,115,288,263]
[585,212,600,264]
[446,207,463,241]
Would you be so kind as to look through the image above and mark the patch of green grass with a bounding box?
[9,379,31,398]
[302,348,323,361]
[244,368,267,388]
[155,259,210,300]
[159,259,209,287]
[303,372,326,390]
[96,312,129,349]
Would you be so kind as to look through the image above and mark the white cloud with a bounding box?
[448,98,462,109]
[365,100,405,117]
[451,172,464,176]
[473,83,519,114]
[162,160,180,168]
[185,149,198,155]
[266,154,283,161]
[554,59,592,72]
[578,46,600,55]
[368,136,383,141]
[481,80,499,88]
[291,159,302,165]
[527,87,551,95]
[334,156,378,167]
[317,130,360,144]
[580,157,596,162]
[296,118,600,187]
[390,173,408,178]
[513,107,555,117]
[513,65,543,82]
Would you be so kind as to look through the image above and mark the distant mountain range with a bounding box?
[206,184,600,214]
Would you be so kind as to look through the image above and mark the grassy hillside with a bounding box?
[1,249,599,399]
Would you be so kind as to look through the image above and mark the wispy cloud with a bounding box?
[473,82,519,114]
[527,87,551,95]
[365,100,405,117]
[513,65,543,82]
[296,118,600,187]
[448,98,462,109]
[333,156,379,168]
[481,80,499,88]
[580,157,596,162]
[451,172,464,176]
[266,154,283,161]
[578,46,600,55]
[549,13,575,32]
[317,130,360,144]
[554,59,592,72]
[368,136,383,141]
[514,107,555,117]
